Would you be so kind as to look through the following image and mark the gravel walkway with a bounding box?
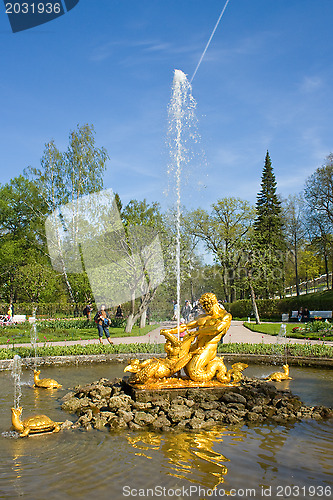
[1,320,332,348]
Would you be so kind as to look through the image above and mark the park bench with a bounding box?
[288,310,332,322]
[12,315,26,324]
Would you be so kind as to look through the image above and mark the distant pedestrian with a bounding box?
[83,304,92,321]
[115,305,123,318]
[297,307,303,322]
[172,300,179,321]
[302,307,310,322]
[181,300,192,322]
[94,305,113,345]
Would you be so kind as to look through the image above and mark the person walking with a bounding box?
[115,305,123,318]
[181,300,192,323]
[83,303,92,321]
[94,305,113,344]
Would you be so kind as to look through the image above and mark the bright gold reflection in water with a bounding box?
[127,427,246,489]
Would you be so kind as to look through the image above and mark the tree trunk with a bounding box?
[324,251,329,290]
[247,266,260,324]
[294,235,299,297]
[140,309,147,328]
[125,314,136,333]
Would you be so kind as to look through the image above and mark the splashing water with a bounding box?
[273,324,287,365]
[11,355,22,409]
[30,318,38,368]
[167,70,200,337]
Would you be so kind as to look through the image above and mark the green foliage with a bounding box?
[38,318,126,329]
[244,321,333,341]
[0,342,331,360]
[218,342,333,358]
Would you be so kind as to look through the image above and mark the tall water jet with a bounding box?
[167,69,200,337]
[12,355,22,410]
[30,317,38,368]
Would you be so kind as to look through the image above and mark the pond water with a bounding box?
[0,363,332,500]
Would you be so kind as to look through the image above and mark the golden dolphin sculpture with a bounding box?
[265,364,292,382]
[124,293,244,386]
[33,370,62,389]
[11,407,63,437]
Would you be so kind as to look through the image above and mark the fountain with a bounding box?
[12,355,22,410]
[30,317,38,368]
[167,69,200,338]
[124,293,248,389]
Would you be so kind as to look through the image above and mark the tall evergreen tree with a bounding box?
[253,151,285,298]
[254,151,283,245]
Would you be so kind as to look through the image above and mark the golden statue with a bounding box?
[265,364,292,382]
[124,293,246,387]
[11,407,63,437]
[124,329,196,385]
[33,370,62,389]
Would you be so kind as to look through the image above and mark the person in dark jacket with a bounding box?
[94,305,113,344]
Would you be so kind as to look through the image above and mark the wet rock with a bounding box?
[152,414,171,429]
[193,409,205,420]
[109,416,128,430]
[60,420,74,430]
[134,411,156,426]
[108,395,132,412]
[225,414,243,425]
[200,401,218,410]
[189,417,205,429]
[246,411,260,422]
[128,421,143,431]
[205,409,223,421]
[117,409,134,423]
[61,376,333,432]
[61,396,87,413]
[168,405,192,423]
[222,393,247,405]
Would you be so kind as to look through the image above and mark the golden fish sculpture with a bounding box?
[11,407,63,437]
[266,364,292,382]
[33,370,62,389]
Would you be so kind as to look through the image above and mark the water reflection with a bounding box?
[0,363,332,499]
[126,427,245,489]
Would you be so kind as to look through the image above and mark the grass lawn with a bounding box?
[244,322,333,341]
[0,323,156,345]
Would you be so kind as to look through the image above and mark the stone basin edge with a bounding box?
[0,353,332,371]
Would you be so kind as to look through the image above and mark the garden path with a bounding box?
[1,320,332,348]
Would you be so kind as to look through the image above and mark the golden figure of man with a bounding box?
[161,293,232,383]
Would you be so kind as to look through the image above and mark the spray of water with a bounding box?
[30,318,38,368]
[273,324,287,365]
[167,69,199,337]
[12,355,22,409]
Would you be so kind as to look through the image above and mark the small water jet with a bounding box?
[30,317,38,368]
[11,355,22,410]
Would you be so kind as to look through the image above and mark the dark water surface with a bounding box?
[0,363,332,500]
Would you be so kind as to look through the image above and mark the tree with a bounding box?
[253,151,285,297]
[304,156,333,289]
[27,124,109,305]
[304,153,333,224]
[14,262,57,315]
[282,194,307,296]
[0,176,47,303]
[121,199,165,331]
[186,198,255,302]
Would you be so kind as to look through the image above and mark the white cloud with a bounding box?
[299,76,323,93]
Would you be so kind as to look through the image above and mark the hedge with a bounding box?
[0,342,332,360]
[223,291,333,320]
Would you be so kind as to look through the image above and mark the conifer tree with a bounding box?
[254,151,283,245]
[253,151,285,298]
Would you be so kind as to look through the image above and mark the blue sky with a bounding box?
[0,0,332,211]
